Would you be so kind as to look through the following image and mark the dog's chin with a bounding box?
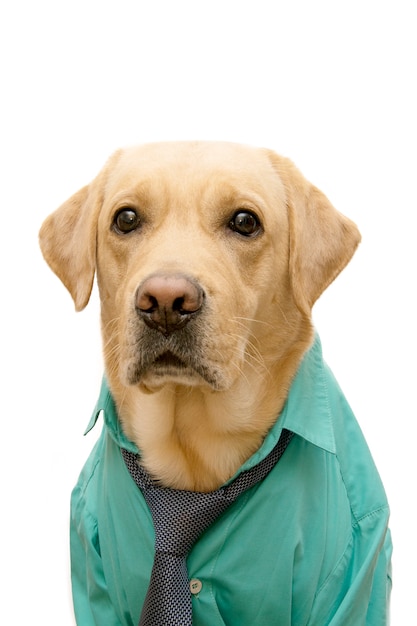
[124,352,226,392]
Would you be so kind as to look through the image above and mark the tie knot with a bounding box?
[143,486,230,555]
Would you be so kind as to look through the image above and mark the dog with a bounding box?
[40,141,391,625]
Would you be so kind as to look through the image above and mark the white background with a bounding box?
[1,1,415,623]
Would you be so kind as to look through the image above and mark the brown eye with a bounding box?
[114,209,140,233]
[229,211,261,237]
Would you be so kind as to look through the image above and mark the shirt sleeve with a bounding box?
[70,472,122,625]
[308,506,392,626]
[365,527,393,625]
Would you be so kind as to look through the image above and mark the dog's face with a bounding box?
[97,142,298,394]
[40,141,360,401]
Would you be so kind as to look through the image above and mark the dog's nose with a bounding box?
[136,274,204,335]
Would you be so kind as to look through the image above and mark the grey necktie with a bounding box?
[122,428,293,626]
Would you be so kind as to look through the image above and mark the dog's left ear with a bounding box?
[267,151,361,316]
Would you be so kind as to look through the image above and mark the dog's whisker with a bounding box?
[222,332,272,383]
[224,329,265,364]
[232,316,276,330]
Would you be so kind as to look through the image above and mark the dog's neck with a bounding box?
[111,334,312,492]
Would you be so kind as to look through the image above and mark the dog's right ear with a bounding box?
[39,150,123,311]
[39,182,101,311]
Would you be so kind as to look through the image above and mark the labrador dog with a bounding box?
[39,142,391,625]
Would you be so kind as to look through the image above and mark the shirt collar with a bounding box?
[228,333,336,478]
[275,332,336,453]
[84,377,139,453]
[84,332,336,463]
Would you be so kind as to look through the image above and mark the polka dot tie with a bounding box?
[122,428,293,626]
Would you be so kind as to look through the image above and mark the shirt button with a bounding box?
[189,578,203,594]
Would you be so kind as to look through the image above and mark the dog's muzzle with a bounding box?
[123,274,230,390]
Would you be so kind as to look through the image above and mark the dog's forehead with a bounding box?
[104,142,286,202]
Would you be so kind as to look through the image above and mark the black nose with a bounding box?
[135,274,204,335]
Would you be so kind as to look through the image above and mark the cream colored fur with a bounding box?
[39,142,360,491]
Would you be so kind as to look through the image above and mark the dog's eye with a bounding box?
[114,209,140,234]
[229,211,261,237]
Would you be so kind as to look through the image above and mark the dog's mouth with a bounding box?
[122,310,230,391]
[146,349,220,387]
[153,351,189,373]
[124,341,225,390]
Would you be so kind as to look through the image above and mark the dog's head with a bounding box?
[39,142,360,396]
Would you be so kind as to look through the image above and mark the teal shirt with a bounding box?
[70,336,392,625]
